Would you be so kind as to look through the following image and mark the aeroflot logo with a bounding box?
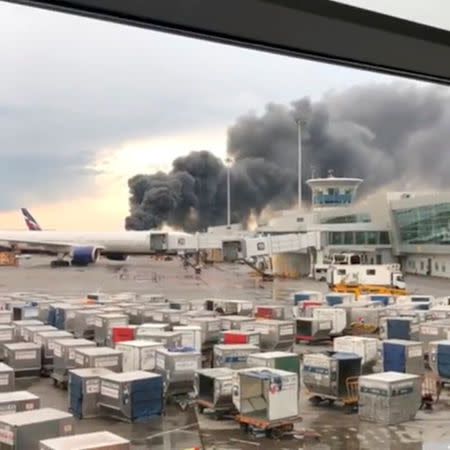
[178,238,186,245]
[257,242,265,251]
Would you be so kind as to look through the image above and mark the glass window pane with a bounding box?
[344,232,353,245]
[355,232,365,245]
[367,231,377,245]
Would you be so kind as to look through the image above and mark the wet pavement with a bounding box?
[0,256,448,449]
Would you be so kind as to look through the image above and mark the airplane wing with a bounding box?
[0,239,104,255]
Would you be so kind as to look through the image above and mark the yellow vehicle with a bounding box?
[332,283,407,298]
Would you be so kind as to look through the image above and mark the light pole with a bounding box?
[295,117,306,209]
[225,157,232,228]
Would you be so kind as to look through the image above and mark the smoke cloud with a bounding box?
[126,82,450,231]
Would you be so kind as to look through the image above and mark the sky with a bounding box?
[0,0,444,231]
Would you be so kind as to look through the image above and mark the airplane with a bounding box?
[21,208,42,231]
[0,228,220,268]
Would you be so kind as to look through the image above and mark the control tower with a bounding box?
[306,170,363,210]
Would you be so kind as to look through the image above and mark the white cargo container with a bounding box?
[429,307,450,321]
[419,321,450,353]
[312,308,347,335]
[220,316,254,331]
[213,344,259,369]
[0,408,74,450]
[115,340,163,371]
[232,367,298,422]
[428,340,450,379]
[39,431,131,450]
[172,326,202,352]
[195,367,234,412]
[333,336,378,372]
[240,320,295,351]
[358,372,421,425]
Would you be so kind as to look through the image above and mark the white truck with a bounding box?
[327,264,406,297]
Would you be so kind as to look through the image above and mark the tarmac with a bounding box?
[0,255,449,449]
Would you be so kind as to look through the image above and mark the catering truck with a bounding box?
[327,264,406,297]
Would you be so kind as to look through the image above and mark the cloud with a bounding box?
[0,2,413,213]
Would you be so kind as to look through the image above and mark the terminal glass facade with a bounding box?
[321,213,371,224]
[393,203,450,245]
[328,230,390,246]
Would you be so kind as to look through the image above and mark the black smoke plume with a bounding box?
[126,82,450,231]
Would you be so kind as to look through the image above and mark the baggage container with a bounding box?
[172,326,202,352]
[186,318,221,345]
[312,308,347,335]
[115,340,163,371]
[136,331,182,349]
[222,330,260,347]
[303,352,362,398]
[232,367,298,422]
[94,314,129,346]
[12,320,43,342]
[241,320,295,351]
[295,318,332,342]
[52,339,96,386]
[204,299,253,316]
[35,331,73,370]
[37,303,53,324]
[349,308,382,329]
[195,367,234,412]
[428,340,450,379]
[154,348,201,396]
[98,371,163,422]
[380,317,420,340]
[382,339,424,375]
[0,391,39,416]
[293,291,322,306]
[179,310,216,326]
[361,294,393,307]
[12,305,39,322]
[111,326,136,346]
[135,324,170,340]
[0,408,74,450]
[0,327,14,360]
[68,368,113,419]
[255,305,285,321]
[39,431,130,450]
[213,344,259,369]
[72,310,102,339]
[333,336,378,373]
[46,304,68,328]
[53,305,81,332]
[23,326,56,344]
[246,352,300,384]
[151,309,181,326]
[358,372,421,425]
[138,294,167,304]
[74,347,123,372]
[0,313,11,326]
[128,304,167,325]
[168,300,191,312]
[429,307,450,321]
[4,343,41,378]
[325,293,355,306]
[419,320,450,353]
[220,316,254,331]
[0,364,14,392]
[292,301,322,319]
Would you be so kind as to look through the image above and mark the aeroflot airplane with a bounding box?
[5,208,214,268]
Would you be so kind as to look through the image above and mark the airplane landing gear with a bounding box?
[50,260,70,268]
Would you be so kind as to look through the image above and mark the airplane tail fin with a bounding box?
[21,208,42,231]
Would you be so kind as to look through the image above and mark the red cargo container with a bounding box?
[111,326,135,345]
[255,305,284,320]
[222,330,260,346]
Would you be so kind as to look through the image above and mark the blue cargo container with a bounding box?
[382,339,424,375]
[429,340,450,379]
[368,295,390,307]
[99,371,163,421]
[69,368,113,419]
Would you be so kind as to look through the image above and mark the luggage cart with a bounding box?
[308,376,359,414]
[235,414,302,439]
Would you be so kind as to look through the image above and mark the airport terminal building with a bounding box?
[255,174,450,279]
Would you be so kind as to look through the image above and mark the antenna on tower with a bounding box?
[294,116,307,209]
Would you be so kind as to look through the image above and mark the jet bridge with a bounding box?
[222,234,306,262]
